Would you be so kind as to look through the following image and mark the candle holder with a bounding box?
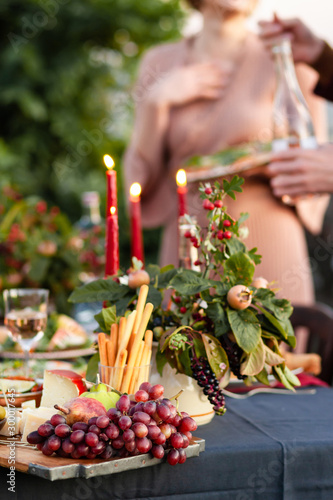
[178,216,200,271]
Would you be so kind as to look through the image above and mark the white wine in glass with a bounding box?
[3,289,49,377]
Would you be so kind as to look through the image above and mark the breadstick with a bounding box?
[98,333,108,367]
[109,323,118,366]
[120,303,154,393]
[137,343,151,389]
[127,332,136,354]
[133,285,149,333]
[128,340,145,395]
[115,310,136,365]
[144,329,153,351]
[117,317,127,352]
[113,349,127,391]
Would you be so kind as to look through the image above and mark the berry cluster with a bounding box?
[190,357,226,416]
[220,335,247,380]
[27,382,197,466]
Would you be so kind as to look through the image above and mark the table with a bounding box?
[2,386,333,500]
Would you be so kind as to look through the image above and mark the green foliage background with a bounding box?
[0,0,185,265]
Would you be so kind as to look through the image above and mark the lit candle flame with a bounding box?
[130,182,142,198]
[110,206,116,215]
[104,154,115,170]
[176,169,187,188]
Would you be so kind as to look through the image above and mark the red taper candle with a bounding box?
[104,155,117,218]
[105,206,119,277]
[129,183,144,265]
[176,169,188,217]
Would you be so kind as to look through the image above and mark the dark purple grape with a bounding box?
[54,424,71,438]
[62,438,75,454]
[50,414,66,427]
[151,444,165,459]
[111,436,124,449]
[47,434,62,451]
[70,430,85,444]
[77,443,89,457]
[99,444,114,460]
[178,448,187,464]
[125,440,136,453]
[36,442,44,451]
[167,448,180,466]
[116,395,131,413]
[132,422,148,438]
[128,406,136,417]
[38,423,55,438]
[162,398,173,408]
[169,432,184,449]
[72,422,89,432]
[85,432,99,448]
[88,416,98,426]
[41,441,54,456]
[88,424,101,435]
[27,431,44,445]
[118,448,129,458]
[56,449,70,458]
[106,408,122,422]
[135,437,152,454]
[105,423,119,440]
[134,390,149,402]
[86,451,97,459]
[118,415,132,430]
[90,441,106,455]
[71,448,82,459]
[122,429,135,443]
[99,433,109,442]
[142,401,156,416]
[156,403,171,421]
[132,411,151,425]
[134,402,144,413]
[96,415,110,429]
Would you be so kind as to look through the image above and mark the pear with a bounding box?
[80,390,120,411]
[54,397,106,425]
[90,383,108,393]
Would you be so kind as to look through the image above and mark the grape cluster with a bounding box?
[27,382,197,466]
[220,335,247,380]
[190,357,226,416]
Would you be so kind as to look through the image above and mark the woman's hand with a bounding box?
[148,62,231,108]
[259,15,324,65]
[267,143,333,197]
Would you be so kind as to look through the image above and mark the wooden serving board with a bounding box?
[0,436,205,481]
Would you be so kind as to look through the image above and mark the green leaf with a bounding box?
[192,336,206,358]
[94,305,117,334]
[114,296,132,318]
[225,238,246,256]
[247,247,262,266]
[264,344,285,366]
[206,302,230,337]
[273,365,295,391]
[240,338,265,376]
[169,269,215,296]
[283,366,301,387]
[253,290,293,320]
[147,286,162,308]
[226,308,261,353]
[146,264,160,280]
[224,252,255,286]
[69,278,130,303]
[156,348,168,377]
[157,268,178,289]
[222,175,244,200]
[255,305,294,346]
[28,256,49,282]
[201,334,229,379]
[255,367,270,386]
[86,352,99,383]
[213,282,229,296]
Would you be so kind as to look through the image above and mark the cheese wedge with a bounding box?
[40,369,85,408]
[0,409,21,437]
[21,407,59,442]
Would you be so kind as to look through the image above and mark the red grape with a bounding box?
[118,415,132,430]
[50,414,66,427]
[96,415,110,429]
[134,390,149,402]
[151,444,165,459]
[36,442,44,451]
[181,433,189,449]
[139,382,152,393]
[183,431,192,442]
[153,432,166,445]
[77,443,89,457]
[85,432,99,448]
[125,440,136,453]
[178,448,187,464]
[148,384,164,400]
[88,424,101,436]
[70,430,85,444]
[157,403,171,421]
[105,423,119,440]
[132,411,151,425]
[41,442,54,456]
[159,423,171,439]
[62,438,75,454]
[55,424,71,438]
[132,422,148,438]
[111,436,125,450]
[47,434,61,451]
[135,437,152,454]
[122,429,135,442]
[56,449,70,458]
[147,425,160,441]
[116,395,131,413]
[72,422,89,432]
[142,401,156,416]
[167,448,180,466]
[88,416,98,426]
[99,433,109,442]
[86,451,97,459]
[172,414,182,427]
[99,444,114,460]
[106,408,122,422]
[27,431,44,445]
[91,441,106,455]
[179,416,197,433]
[169,432,184,449]
[38,423,55,438]
[71,448,82,459]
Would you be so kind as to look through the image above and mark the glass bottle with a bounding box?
[76,191,101,230]
[271,39,317,152]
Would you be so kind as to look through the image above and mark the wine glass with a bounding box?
[3,289,49,377]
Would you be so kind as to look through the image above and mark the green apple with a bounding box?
[80,390,120,411]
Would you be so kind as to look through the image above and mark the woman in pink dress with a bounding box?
[124,0,328,330]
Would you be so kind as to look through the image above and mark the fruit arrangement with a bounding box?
[70,177,299,417]
[27,382,197,466]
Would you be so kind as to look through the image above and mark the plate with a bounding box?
[0,347,95,360]
[0,390,42,408]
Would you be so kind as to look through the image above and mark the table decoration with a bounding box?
[103,154,117,218]
[105,206,119,277]
[176,169,188,217]
[69,175,299,418]
[129,183,144,264]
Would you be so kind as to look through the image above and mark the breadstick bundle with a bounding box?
[98,285,154,394]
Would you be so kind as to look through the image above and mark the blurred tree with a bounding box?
[0,0,184,266]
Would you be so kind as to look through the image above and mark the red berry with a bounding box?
[180,307,187,314]
[184,230,192,239]
[193,242,201,248]
[223,220,231,227]
[174,296,182,304]
[217,231,224,240]
[194,260,202,266]
[204,187,213,195]
[223,231,232,239]
[214,200,223,208]
[203,199,214,210]
[190,237,197,244]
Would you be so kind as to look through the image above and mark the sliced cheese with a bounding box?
[40,370,80,408]
[21,407,59,442]
[21,400,36,410]
[0,409,21,437]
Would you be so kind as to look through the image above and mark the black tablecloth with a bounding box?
[2,387,333,500]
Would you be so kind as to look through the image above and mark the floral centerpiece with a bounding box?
[69,176,299,415]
